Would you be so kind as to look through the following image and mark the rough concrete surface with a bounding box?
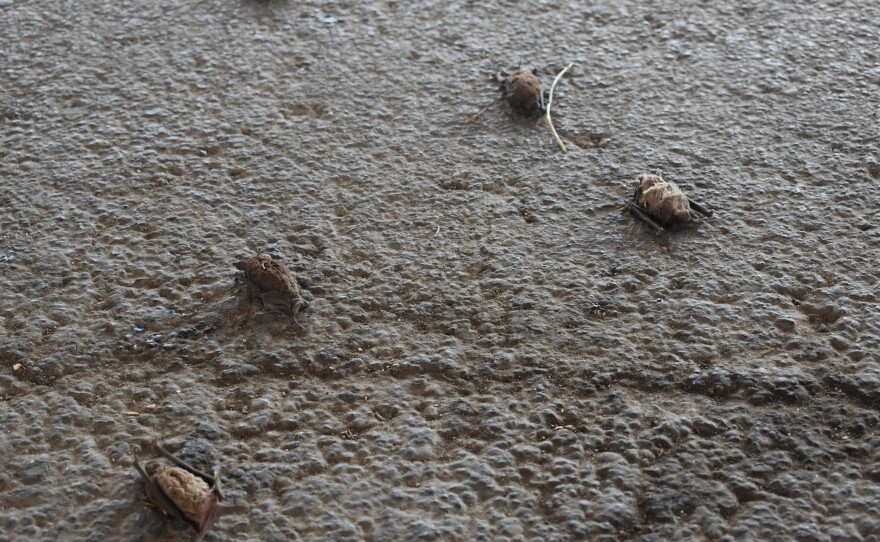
[1,0,879,540]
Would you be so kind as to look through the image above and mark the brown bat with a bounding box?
[499,68,546,116]
[626,174,713,233]
[133,441,244,542]
[234,254,308,328]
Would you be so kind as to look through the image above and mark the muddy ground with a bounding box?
[1,0,879,540]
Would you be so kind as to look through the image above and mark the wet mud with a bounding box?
[1,0,879,540]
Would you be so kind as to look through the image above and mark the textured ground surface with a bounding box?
[1,1,879,540]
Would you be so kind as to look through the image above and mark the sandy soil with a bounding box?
[1,0,879,540]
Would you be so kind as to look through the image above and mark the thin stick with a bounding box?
[467,99,500,124]
[545,62,573,152]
